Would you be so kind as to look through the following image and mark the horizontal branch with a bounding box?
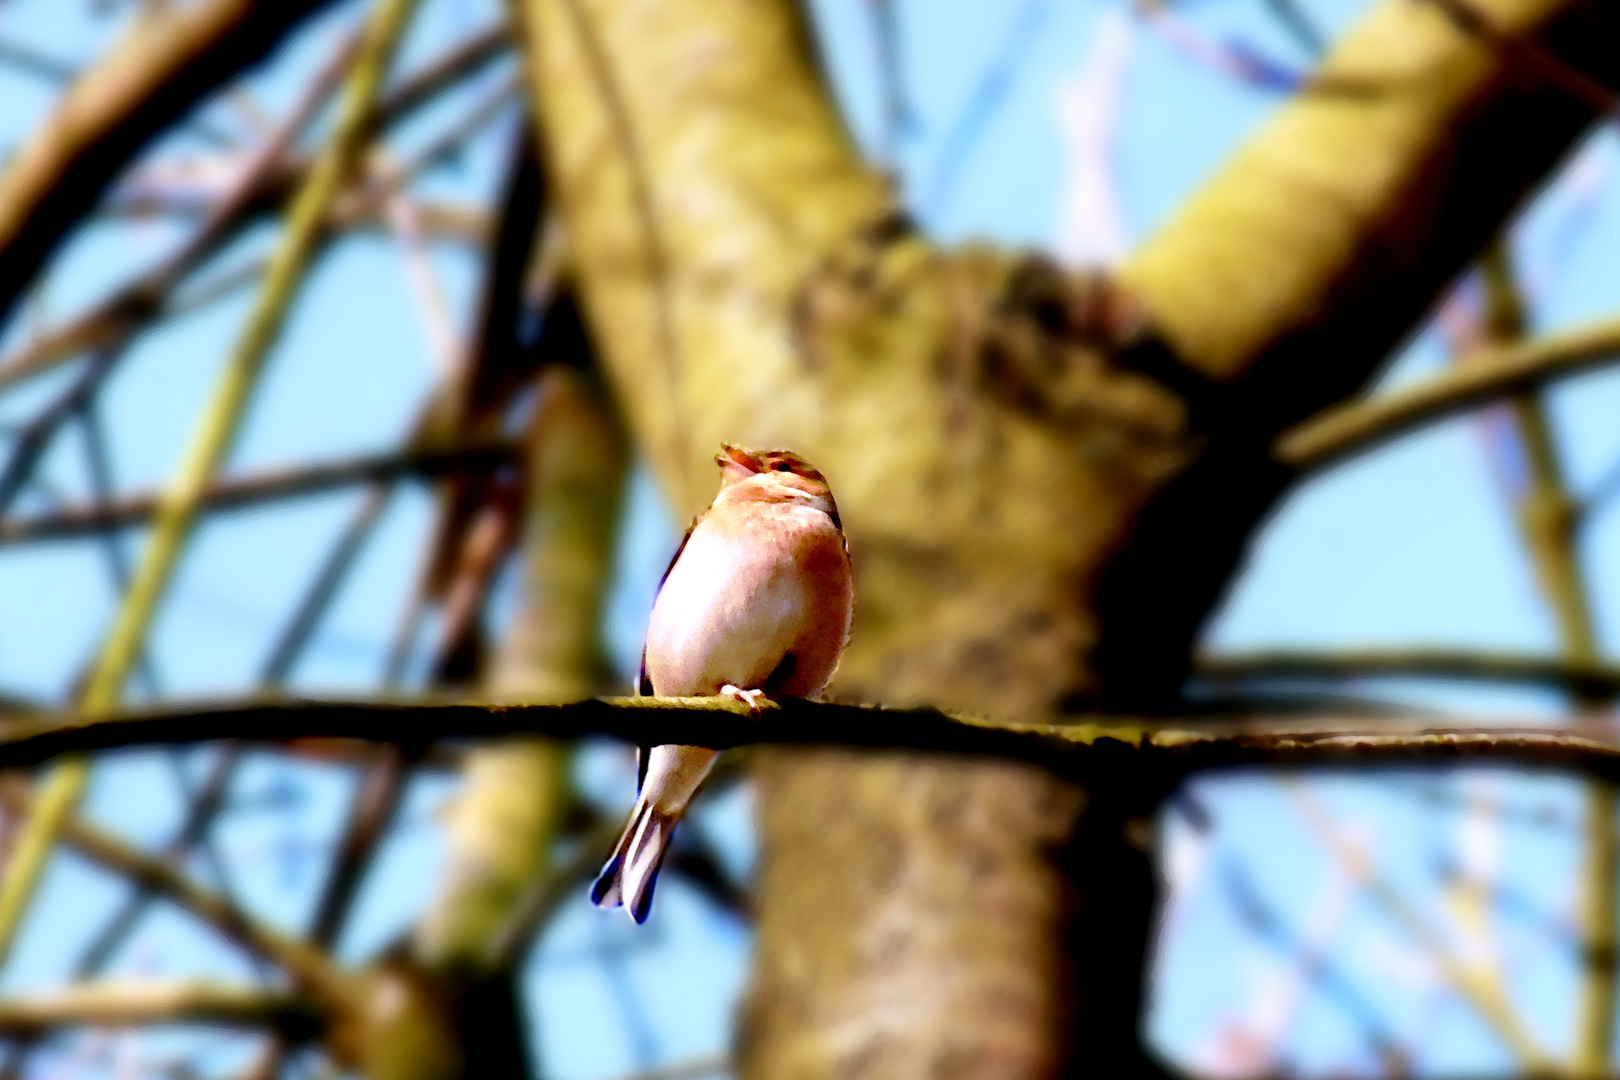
[0,443,517,545]
[3,696,1620,783]
[1197,648,1620,697]
[1275,314,1620,470]
[0,980,322,1038]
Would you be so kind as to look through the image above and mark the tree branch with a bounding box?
[0,981,323,1038]
[1196,648,1620,697]
[0,0,425,977]
[0,697,1617,780]
[0,0,338,330]
[0,20,513,395]
[0,443,517,546]
[50,811,346,1001]
[1275,314,1620,471]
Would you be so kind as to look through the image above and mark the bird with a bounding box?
[591,444,854,923]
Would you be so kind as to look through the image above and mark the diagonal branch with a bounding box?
[1275,314,1620,471]
[0,0,340,331]
[0,20,514,395]
[0,0,424,978]
[50,811,345,1001]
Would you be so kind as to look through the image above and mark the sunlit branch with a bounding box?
[0,443,516,546]
[0,981,323,1038]
[1276,313,1620,471]
[103,197,492,248]
[1196,648,1620,697]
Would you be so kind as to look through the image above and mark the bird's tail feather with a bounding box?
[590,798,676,923]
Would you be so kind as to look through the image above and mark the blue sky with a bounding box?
[1,0,1619,1076]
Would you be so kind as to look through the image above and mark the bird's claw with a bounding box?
[720,684,767,714]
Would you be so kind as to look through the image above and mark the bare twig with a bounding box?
[0,0,337,328]
[259,485,394,684]
[0,0,423,976]
[71,745,243,978]
[1292,787,1551,1070]
[0,981,322,1038]
[1197,648,1620,698]
[307,747,406,948]
[1476,243,1616,1077]
[54,812,345,999]
[0,21,513,394]
[0,444,514,546]
[1276,313,1620,471]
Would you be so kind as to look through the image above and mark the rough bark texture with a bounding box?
[514,0,1620,1075]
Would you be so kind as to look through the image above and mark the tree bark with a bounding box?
[515,0,1620,1076]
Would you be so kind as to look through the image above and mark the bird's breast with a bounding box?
[643,504,851,696]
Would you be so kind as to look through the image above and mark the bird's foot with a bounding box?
[720,684,767,714]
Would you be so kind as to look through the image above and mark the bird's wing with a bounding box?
[635,518,701,792]
[639,517,699,696]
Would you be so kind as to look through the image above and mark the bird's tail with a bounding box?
[590,797,677,924]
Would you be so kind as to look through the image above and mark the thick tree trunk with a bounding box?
[516,0,1620,1075]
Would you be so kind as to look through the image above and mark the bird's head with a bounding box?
[714,444,839,520]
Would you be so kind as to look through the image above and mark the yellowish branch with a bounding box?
[0,980,322,1037]
[0,0,423,973]
[1276,314,1620,471]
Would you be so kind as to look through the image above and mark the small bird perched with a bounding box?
[591,444,854,923]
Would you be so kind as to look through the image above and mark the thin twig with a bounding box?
[71,745,244,978]
[1276,313,1620,471]
[0,981,322,1038]
[0,20,513,395]
[1291,787,1551,1070]
[0,0,338,328]
[0,0,423,976]
[55,812,345,999]
[1477,243,1615,1077]
[1196,648,1620,698]
[306,746,406,948]
[259,485,394,685]
[0,444,514,546]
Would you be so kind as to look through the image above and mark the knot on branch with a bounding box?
[794,225,1198,489]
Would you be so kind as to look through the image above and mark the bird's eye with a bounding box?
[772,461,792,472]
